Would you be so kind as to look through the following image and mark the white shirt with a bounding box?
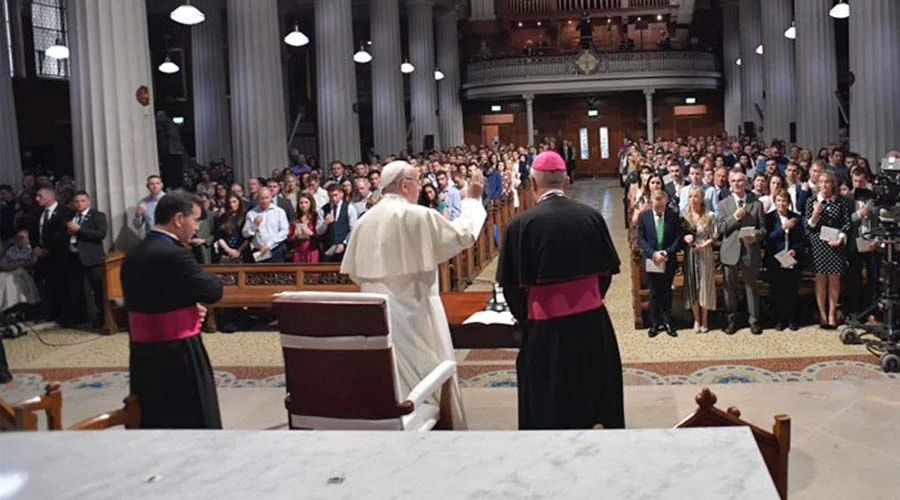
[313,188,329,209]
[315,200,359,243]
[242,204,289,250]
[69,208,90,252]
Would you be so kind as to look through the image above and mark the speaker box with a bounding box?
[789,122,797,144]
[743,121,757,140]
[161,154,185,189]
[423,135,435,152]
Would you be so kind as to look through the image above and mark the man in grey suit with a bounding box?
[716,170,766,335]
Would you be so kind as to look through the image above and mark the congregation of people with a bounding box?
[623,135,899,337]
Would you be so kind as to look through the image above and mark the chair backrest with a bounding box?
[675,388,791,500]
[0,382,63,431]
[273,291,412,430]
[68,395,140,430]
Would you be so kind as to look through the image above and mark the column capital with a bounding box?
[406,0,433,8]
[435,4,462,21]
[643,88,655,98]
[523,93,535,102]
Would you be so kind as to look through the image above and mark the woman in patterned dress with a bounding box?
[681,187,717,333]
[803,171,852,329]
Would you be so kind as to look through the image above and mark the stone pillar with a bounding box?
[370,0,405,156]
[738,0,763,136]
[436,9,464,149]
[850,0,900,162]
[407,0,440,153]
[469,0,495,21]
[0,5,22,187]
[227,0,288,181]
[795,0,838,150]
[192,0,232,165]
[524,94,535,146]
[643,89,654,142]
[68,0,158,250]
[721,0,741,136]
[314,0,361,164]
[760,0,794,143]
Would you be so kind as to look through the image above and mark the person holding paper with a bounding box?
[846,167,879,318]
[637,190,683,338]
[765,190,805,331]
[497,151,623,430]
[122,192,224,428]
[242,187,289,263]
[682,187,716,333]
[716,170,766,335]
[341,161,486,430]
[804,171,853,329]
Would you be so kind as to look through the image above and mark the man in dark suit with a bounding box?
[328,161,350,186]
[66,191,108,329]
[846,167,879,317]
[716,170,766,335]
[29,186,75,324]
[562,140,576,181]
[636,190,683,338]
[265,179,297,220]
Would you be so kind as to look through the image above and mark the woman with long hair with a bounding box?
[682,187,716,332]
[341,178,353,203]
[804,171,852,329]
[213,194,248,263]
[213,183,228,213]
[757,175,784,213]
[282,173,300,209]
[288,193,320,263]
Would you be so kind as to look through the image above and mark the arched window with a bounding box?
[31,0,67,79]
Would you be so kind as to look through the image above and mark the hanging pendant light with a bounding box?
[401,59,415,74]
[158,55,180,74]
[284,25,309,47]
[434,69,445,81]
[353,45,372,64]
[170,0,205,25]
[735,58,742,66]
[755,44,763,55]
[784,20,796,39]
[829,0,849,19]
[45,38,69,59]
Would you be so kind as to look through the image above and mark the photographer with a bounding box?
[846,167,879,318]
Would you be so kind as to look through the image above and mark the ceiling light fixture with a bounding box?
[656,14,662,21]
[755,44,763,55]
[784,20,796,39]
[434,69,444,80]
[158,55,180,74]
[829,0,849,19]
[172,116,185,125]
[735,58,742,66]
[353,45,372,63]
[45,38,69,59]
[401,59,415,74]
[170,0,205,25]
[284,25,309,47]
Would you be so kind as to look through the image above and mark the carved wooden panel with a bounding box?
[305,272,353,286]
[216,273,238,286]
[246,272,298,286]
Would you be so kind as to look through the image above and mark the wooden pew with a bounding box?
[675,388,791,500]
[69,395,141,430]
[0,382,63,431]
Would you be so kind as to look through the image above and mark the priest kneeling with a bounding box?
[341,161,486,429]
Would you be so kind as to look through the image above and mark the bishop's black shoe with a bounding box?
[648,327,660,338]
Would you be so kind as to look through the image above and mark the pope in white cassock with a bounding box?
[341,161,486,429]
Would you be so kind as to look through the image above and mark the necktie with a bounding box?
[656,215,664,249]
[40,209,50,244]
[332,204,338,220]
[77,213,84,225]
[738,199,744,208]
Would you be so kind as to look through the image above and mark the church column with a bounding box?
[436,8,464,149]
[760,0,794,143]
[849,0,900,162]
[469,0,496,20]
[524,94,534,146]
[721,0,741,136]
[314,0,361,164]
[192,0,232,165]
[643,89,654,142]
[227,0,288,182]
[738,0,763,137]
[370,0,405,156]
[407,0,440,153]
[67,0,158,250]
[0,5,22,187]
[794,0,838,150]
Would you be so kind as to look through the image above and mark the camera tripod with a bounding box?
[839,234,900,373]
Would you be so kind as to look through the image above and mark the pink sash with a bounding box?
[526,274,604,320]
[129,306,202,343]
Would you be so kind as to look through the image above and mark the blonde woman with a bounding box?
[682,187,716,332]
[282,173,300,209]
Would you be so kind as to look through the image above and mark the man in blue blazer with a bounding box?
[636,190,683,337]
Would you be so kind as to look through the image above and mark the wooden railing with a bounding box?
[103,190,533,333]
[502,0,671,17]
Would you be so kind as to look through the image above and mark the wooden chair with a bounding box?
[0,382,63,431]
[273,291,456,431]
[68,395,141,430]
[675,388,791,500]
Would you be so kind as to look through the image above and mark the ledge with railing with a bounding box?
[502,0,672,17]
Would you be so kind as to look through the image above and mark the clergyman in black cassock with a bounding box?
[122,193,224,429]
[497,151,624,430]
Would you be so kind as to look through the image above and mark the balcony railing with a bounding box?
[466,51,718,83]
[503,0,671,16]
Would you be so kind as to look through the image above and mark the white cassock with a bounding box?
[341,193,486,429]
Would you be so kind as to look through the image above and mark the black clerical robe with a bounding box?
[497,194,625,430]
[122,230,224,429]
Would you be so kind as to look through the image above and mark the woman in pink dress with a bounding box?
[288,193,320,263]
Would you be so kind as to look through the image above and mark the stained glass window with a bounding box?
[32,0,68,79]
